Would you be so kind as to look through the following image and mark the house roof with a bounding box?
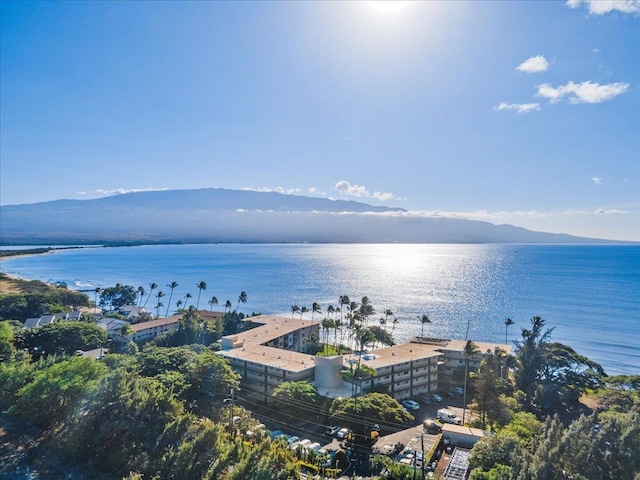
[23,318,41,329]
[129,314,182,332]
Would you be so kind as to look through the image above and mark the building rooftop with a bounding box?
[346,342,443,369]
[221,315,319,348]
[129,314,182,332]
[439,339,513,356]
[218,344,316,373]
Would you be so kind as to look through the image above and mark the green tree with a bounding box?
[272,381,318,413]
[0,320,15,359]
[64,369,185,477]
[10,356,107,428]
[519,411,640,480]
[17,321,108,357]
[330,392,413,438]
[99,284,138,310]
[471,347,512,428]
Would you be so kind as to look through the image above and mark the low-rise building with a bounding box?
[218,315,512,403]
[128,314,182,342]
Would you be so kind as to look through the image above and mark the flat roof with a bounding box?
[442,424,489,438]
[218,345,316,373]
[347,342,443,369]
[222,315,319,347]
[437,339,513,356]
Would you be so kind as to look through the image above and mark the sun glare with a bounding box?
[366,1,411,14]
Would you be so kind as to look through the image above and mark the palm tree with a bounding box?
[462,340,480,424]
[208,296,219,311]
[176,299,183,311]
[137,286,145,306]
[236,291,248,312]
[195,281,207,310]
[165,281,179,317]
[291,305,300,318]
[321,318,333,354]
[383,309,393,331]
[312,302,321,322]
[391,315,399,335]
[143,282,157,308]
[339,295,350,323]
[224,300,232,314]
[419,314,431,337]
[300,306,309,319]
[334,318,344,350]
[155,290,165,318]
[505,317,514,344]
[184,293,193,308]
[327,305,335,320]
[379,317,386,331]
[359,296,375,327]
[93,287,101,314]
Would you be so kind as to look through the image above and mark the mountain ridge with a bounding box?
[0,188,623,245]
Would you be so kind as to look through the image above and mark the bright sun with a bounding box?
[366,1,411,14]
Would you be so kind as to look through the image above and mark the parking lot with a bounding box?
[245,390,467,478]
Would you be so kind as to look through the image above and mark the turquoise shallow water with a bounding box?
[1,243,638,375]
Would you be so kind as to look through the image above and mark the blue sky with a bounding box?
[1,0,638,241]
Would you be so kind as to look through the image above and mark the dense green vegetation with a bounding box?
[1,282,639,479]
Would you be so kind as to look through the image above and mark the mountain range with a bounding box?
[0,188,617,245]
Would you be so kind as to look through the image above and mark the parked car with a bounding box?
[420,395,432,405]
[307,442,322,452]
[287,436,300,445]
[337,427,352,439]
[450,386,464,395]
[293,439,312,450]
[402,399,420,410]
[324,425,340,436]
[437,408,462,425]
[430,393,443,402]
[423,419,443,434]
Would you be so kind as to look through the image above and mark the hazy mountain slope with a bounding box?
[0,188,612,244]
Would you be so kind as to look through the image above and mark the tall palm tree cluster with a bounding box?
[134,280,248,320]
[293,295,434,356]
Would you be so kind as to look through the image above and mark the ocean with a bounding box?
[1,243,638,375]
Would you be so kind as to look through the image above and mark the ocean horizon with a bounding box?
[1,243,638,376]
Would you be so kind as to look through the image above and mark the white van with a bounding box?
[437,408,462,425]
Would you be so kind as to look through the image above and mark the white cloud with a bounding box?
[516,55,550,73]
[76,187,169,196]
[494,102,541,114]
[242,186,302,195]
[334,180,368,197]
[536,80,629,104]
[592,176,603,185]
[566,0,640,15]
[595,208,626,214]
[333,180,401,202]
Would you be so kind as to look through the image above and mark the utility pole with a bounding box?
[224,388,235,435]
[421,433,425,479]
